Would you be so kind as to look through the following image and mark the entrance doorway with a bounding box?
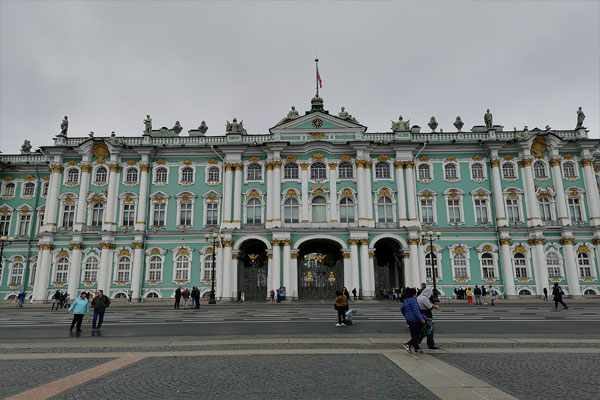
[297,239,344,299]
[237,239,268,301]
[373,238,404,299]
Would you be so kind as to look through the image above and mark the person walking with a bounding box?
[417,287,440,350]
[489,286,498,306]
[543,287,549,302]
[342,287,350,301]
[334,290,349,327]
[91,290,111,330]
[128,290,133,303]
[474,285,482,305]
[17,289,26,308]
[51,290,61,311]
[270,289,275,304]
[68,292,89,334]
[552,283,568,311]
[401,287,425,353]
[352,288,357,301]
[481,286,488,304]
[465,287,474,304]
[174,287,182,309]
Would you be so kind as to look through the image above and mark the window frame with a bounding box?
[246,163,263,182]
[310,162,327,181]
[206,165,221,184]
[64,167,80,186]
[470,161,486,181]
[21,181,36,198]
[179,166,195,185]
[533,160,548,179]
[374,161,392,180]
[501,161,517,180]
[124,167,139,185]
[283,196,300,223]
[93,166,109,186]
[283,162,300,180]
[338,162,354,180]
[376,195,394,224]
[443,162,460,181]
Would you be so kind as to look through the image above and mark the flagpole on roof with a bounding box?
[315,58,319,97]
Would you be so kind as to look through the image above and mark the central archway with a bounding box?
[297,239,344,300]
[237,239,269,301]
[373,238,404,299]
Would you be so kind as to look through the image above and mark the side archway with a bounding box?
[372,237,405,299]
[293,234,347,251]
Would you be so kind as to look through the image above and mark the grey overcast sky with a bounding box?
[1,0,599,153]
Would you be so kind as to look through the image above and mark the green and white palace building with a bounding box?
[1,95,600,302]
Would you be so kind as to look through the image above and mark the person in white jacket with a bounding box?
[417,287,440,350]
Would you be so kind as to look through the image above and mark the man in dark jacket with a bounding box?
[91,290,111,330]
[552,283,568,311]
[174,287,182,309]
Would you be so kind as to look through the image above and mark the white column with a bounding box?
[32,243,53,301]
[531,239,549,296]
[67,242,82,299]
[282,240,291,295]
[267,251,273,297]
[231,252,239,299]
[300,163,310,222]
[368,249,376,296]
[405,162,418,220]
[222,240,233,300]
[328,163,338,222]
[402,251,411,288]
[359,240,372,297]
[74,159,91,232]
[499,239,516,296]
[135,160,150,231]
[408,239,420,287]
[271,241,281,290]
[490,159,507,226]
[98,240,114,292]
[581,157,600,226]
[131,238,144,301]
[593,237,600,279]
[272,161,282,227]
[343,251,353,293]
[562,238,582,296]
[394,161,407,221]
[519,158,541,227]
[356,161,368,226]
[216,246,224,299]
[364,161,373,221]
[232,164,243,228]
[550,158,569,226]
[289,251,298,299]
[44,159,64,232]
[103,157,121,232]
[222,163,234,224]
[265,163,273,227]
[350,240,360,296]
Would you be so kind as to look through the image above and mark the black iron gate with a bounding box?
[298,252,343,299]
[238,255,267,301]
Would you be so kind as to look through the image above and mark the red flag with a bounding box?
[316,65,323,88]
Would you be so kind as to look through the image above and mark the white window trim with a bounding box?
[0,204,14,237]
[57,193,78,230]
[172,247,193,283]
[152,164,170,185]
[417,190,437,225]
[337,161,355,181]
[244,162,265,184]
[35,207,45,233]
[501,160,519,180]
[281,191,301,224]
[176,192,195,229]
[16,206,33,237]
[8,256,25,287]
[145,248,166,282]
[444,189,464,225]
[469,160,487,182]
[310,194,330,224]
[575,243,597,279]
[52,250,71,285]
[112,249,133,283]
[544,245,565,281]
[63,166,81,186]
[337,188,357,225]
[20,181,37,199]
[86,194,106,227]
[374,189,396,224]
[532,159,550,180]
[205,165,222,185]
[203,191,221,226]
[92,165,109,186]
[122,166,140,185]
[81,251,101,284]
[118,193,137,229]
[416,162,433,183]
[1,181,16,198]
[443,161,461,182]
[561,159,579,179]
[309,161,329,183]
[283,162,301,182]
[243,191,265,225]
[503,189,525,224]
[511,243,532,281]
[178,165,196,185]
[372,160,393,181]
[201,247,216,283]
[476,244,499,281]
[566,188,587,223]
[149,192,169,227]
[41,180,49,198]
[424,245,443,281]
[470,189,492,225]
[449,244,471,281]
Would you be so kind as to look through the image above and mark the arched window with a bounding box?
[538,196,553,223]
[377,195,394,223]
[246,198,262,224]
[154,167,168,183]
[502,162,515,179]
[578,253,591,278]
[568,195,583,223]
[9,260,24,286]
[418,164,431,181]
[175,255,190,281]
[23,182,35,197]
[284,163,299,180]
[471,163,484,180]
[284,197,299,223]
[453,253,468,279]
[125,167,138,184]
[55,256,69,284]
[311,196,327,222]
[91,202,104,228]
[207,166,220,183]
[95,167,108,185]
[247,163,262,181]
[339,196,355,223]
[310,162,327,180]
[203,255,214,281]
[375,162,391,179]
[425,252,438,280]
[443,163,457,180]
[481,252,495,279]
[338,162,353,179]
[534,161,547,179]
[546,252,561,279]
[514,253,527,278]
[148,255,162,281]
[83,256,99,282]
[180,167,194,184]
[563,161,576,178]
[66,168,79,185]
[116,256,131,282]
[3,182,15,196]
[506,195,521,224]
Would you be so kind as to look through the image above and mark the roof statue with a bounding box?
[338,106,358,123]
[391,115,410,132]
[484,109,493,129]
[144,115,152,134]
[576,107,585,129]
[277,106,300,125]
[59,116,68,136]
[20,140,32,154]
[453,116,464,131]
[198,121,208,134]
[173,121,183,135]
[226,118,247,135]
[428,116,438,132]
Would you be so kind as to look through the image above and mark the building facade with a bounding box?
[1,96,600,301]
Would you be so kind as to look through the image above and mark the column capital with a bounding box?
[581,158,593,167]
[342,251,351,259]
[592,238,600,246]
[69,242,83,250]
[222,240,233,247]
[356,160,371,168]
[328,162,337,170]
[139,163,151,172]
[549,158,562,167]
[300,162,310,171]
[38,243,54,251]
[131,241,144,249]
[560,238,575,246]
[108,163,121,173]
[359,239,369,246]
[499,238,512,246]
[518,158,533,168]
[527,238,545,246]
[489,159,501,168]
[80,163,93,173]
[49,163,64,173]
[368,250,375,257]
[403,161,415,169]
[407,238,420,246]
[347,239,360,245]
[393,160,404,168]
[100,241,115,250]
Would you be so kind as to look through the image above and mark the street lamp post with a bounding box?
[208,231,219,304]
[421,230,441,293]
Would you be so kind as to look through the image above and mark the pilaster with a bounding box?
[67,239,83,298]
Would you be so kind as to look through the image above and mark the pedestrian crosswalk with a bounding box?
[1,303,599,327]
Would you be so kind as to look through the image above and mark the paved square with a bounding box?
[0,359,109,398]
[434,353,600,400]
[52,354,439,400]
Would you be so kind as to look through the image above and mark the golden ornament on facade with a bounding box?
[24,175,35,182]
[206,192,217,201]
[342,188,353,198]
[152,194,167,204]
[0,206,11,215]
[132,241,144,249]
[379,188,391,197]
[109,163,121,172]
[63,195,75,205]
[368,250,375,257]
[474,189,487,198]
[207,159,218,165]
[393,160,404,168]
[513,244,527,254]
[452,246,466,255]
[418,155,429,162]
[80,163,92,173]
[499,239,512,246]
[347,239,359,245]
[592,238,600,246]
[518,158,532,167]
[69,243,82,250]
[549,158,561,167]
[563,154,573,160]
[420,190,433,199]
[19,207,31,215]
[138,163,149,172]
[355,160,368,168]
[472,155,482,161]
[119,249,130,257]
[155,159,167,165]
[66,160,76,167]
[377,155,389,162]
[448,189,460,199]
[286,155,297,162]
[182,160,192,166]
[123,194,134,204]
[92,143,109,162]
[58,250,69,257]
[340,155,352,162]
[482,244,493,252]
[328,162,337,170]
[577,245,590,254]
[446,156,457,162]
[124,159,136,166]
[407,239,420,245]
[177,247,190,256]
[39,243,54,251]
[568,188,579,198]
[503,155,514,161]
[286,189,297,198]
[100,242,114,250]
[222,240,233,247]
[249,156,259,162]
[312,153,324,161]
[527,238,544,246]
[343,251,351,259]
[530,136,547,159]
[150,248,161,255]
[290,250,299,259]
[404,161,415,169]
[560,238,574,246]
[300,162,310,171]
[490,159,500,168]
[49,163,64,173]
[247,190,260,199]
[310,132,326,139]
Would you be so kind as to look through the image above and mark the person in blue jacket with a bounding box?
[401,287,426,353]
[68,292,90,333]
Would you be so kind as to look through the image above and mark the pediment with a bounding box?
[269,112,367,135]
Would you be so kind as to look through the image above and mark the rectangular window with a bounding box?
[207,202,218,225]
[122,203,135,227]
[0,214,10,236]
[180,202,192,226]
[420,198,434,224]
[91,204,103,227]
[539,199,553,222]
[474,198,488,224]
[62,204,75,229]
[447,199,461,224]
[506,198,520,224]
[568,198,583,223]
[153,203,166,227]
[18,214,31,236]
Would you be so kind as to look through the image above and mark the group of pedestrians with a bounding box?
[68,290,111,334]
[51,290,71,311]
[174,286,201,309]
[400,284,440,353]
[454,285,498,305]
